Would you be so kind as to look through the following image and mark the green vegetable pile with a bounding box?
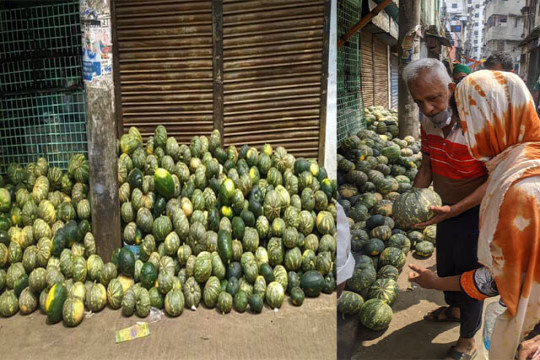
[0,125,338,327]
[337,106,439,331]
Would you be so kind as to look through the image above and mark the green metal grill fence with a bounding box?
[0,1,87,173]
[337,0,365,146]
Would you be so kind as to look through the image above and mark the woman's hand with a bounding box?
[408,264,441,290]
[414,205,456,228]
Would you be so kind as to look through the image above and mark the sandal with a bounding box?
[446,346,477,360]
[424,306,460,323]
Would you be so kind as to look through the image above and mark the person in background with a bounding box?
[533,75,540,115]
[336,202,354,299]
[452,64,471,84]
[484,51,514,72]
[409,70,540,360]
[403,58,488,360]
[424,25,453,60]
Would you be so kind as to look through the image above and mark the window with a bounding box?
[468,0,472,3]
[475,22,479,27]
[474,30,479,35]
[486,15,508,28]
[451,25,462,32]
[474,40,478,44]
[452,3,458,8]
[497,41,504,51]
[475,4,480,8]
[475,13,479,18]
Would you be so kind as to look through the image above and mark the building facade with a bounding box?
[519,0,540,87]
[483,0,525,70]
[464,0,485,59]
[443,0,468,61]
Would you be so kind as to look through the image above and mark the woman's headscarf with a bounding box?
[455,70,540,359]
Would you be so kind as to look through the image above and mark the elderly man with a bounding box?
[403,58,488,360]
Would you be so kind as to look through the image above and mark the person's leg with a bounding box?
[426,215,461,322]
[444,206,483,358]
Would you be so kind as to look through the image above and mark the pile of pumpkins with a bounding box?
[337,106,439,332]
[0,125,338,327]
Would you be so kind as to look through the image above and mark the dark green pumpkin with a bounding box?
[300,270,324,297]
[248,293,264,313]
[217,230,233,265]
[128,168,144,190]
[117,247,135,277]
[233,290,249,313]
[226,276,240,296]
[140,262,157,289]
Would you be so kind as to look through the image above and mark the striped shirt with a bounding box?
[421,117,487,204]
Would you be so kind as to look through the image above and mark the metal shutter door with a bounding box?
[114,0,214,142]
[360,30,373,108]
[390,54,398,110]
[373,38,388,108]
[222,0,326,159]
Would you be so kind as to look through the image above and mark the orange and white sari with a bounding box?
[455,70,540,359]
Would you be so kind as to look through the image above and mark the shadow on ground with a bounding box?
[338,251,476,360]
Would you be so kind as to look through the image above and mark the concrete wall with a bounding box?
[446,0,466,14]
[485,0,526,18]
[485,19,525,42]
[484,0,525,61]
[468,0,485,59]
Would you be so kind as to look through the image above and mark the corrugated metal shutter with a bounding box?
[114,0,214,142]
[373,38,388,108]
[221,0,325,159]
[360,30,373,108]
[390,54,398,110]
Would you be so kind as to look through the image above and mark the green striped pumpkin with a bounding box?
[316,211,335,235]
[62,298,85,327]
[359,298,393,331]
[367,278,398,305]
[67,154,90,183]
[262,190,281,222]
[284,247,302,271]
[338,291,364,315]
[164,289,185,317]
[76,199,91,220]
[86,283,107,312]
[392,188,442,229]
[56,202,76,223]
[203,276,222,308]
[28,267,47,294]
[32,176,49,204]
[194,251,212,284]
[265,281,285,309]
[217,291,233,314]
[298,210,314,236]
[272,265,288,290]
[183,277,201,310]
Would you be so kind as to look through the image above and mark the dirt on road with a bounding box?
[338,251,492,360]
[0,294,336,360]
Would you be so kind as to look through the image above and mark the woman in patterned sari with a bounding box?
[409,70,540,360]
